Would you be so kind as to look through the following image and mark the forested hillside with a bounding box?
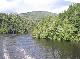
[20,11,56,20]
[32,3,80,41]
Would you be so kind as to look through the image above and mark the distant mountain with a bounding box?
[19,11,56,20]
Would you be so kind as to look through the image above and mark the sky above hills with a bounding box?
[0,0,80,13]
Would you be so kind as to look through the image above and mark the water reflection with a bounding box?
[0,35,80,59]
[37,39,80,59]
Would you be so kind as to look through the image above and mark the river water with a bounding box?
[0,35,80,59]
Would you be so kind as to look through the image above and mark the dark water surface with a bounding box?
[0,35,80,59]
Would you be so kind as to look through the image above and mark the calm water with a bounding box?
[0,35,80,59]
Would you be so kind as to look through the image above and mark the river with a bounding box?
[0,34,80,59]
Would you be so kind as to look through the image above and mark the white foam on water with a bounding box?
[16,47,35,59]
[3,39,10,59]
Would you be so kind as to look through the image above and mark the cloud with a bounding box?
[52,0,70,8]
[0,8,16,13]
[6,0,16,2]
[0,0,72,13]
[65,0,80,3]
[16,0,71,13]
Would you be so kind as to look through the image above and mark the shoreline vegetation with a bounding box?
[32,3,80,42]
[0,3,80,42]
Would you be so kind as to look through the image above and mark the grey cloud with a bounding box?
[0,8,16,13]
[6,0,15,2]
[0,0,72,13]
[50,0,71,9]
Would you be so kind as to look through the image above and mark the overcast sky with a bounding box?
[0,0,80,13]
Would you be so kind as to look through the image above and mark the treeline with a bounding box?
[32,3,80,41]
[0,11,53,34]
[1,3,80,41]
[0,13,39,34]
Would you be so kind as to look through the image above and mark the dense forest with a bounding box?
[0,11,54,34]
[32,3,80,41]
[0,3,80,41]
[0,13,28,34]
